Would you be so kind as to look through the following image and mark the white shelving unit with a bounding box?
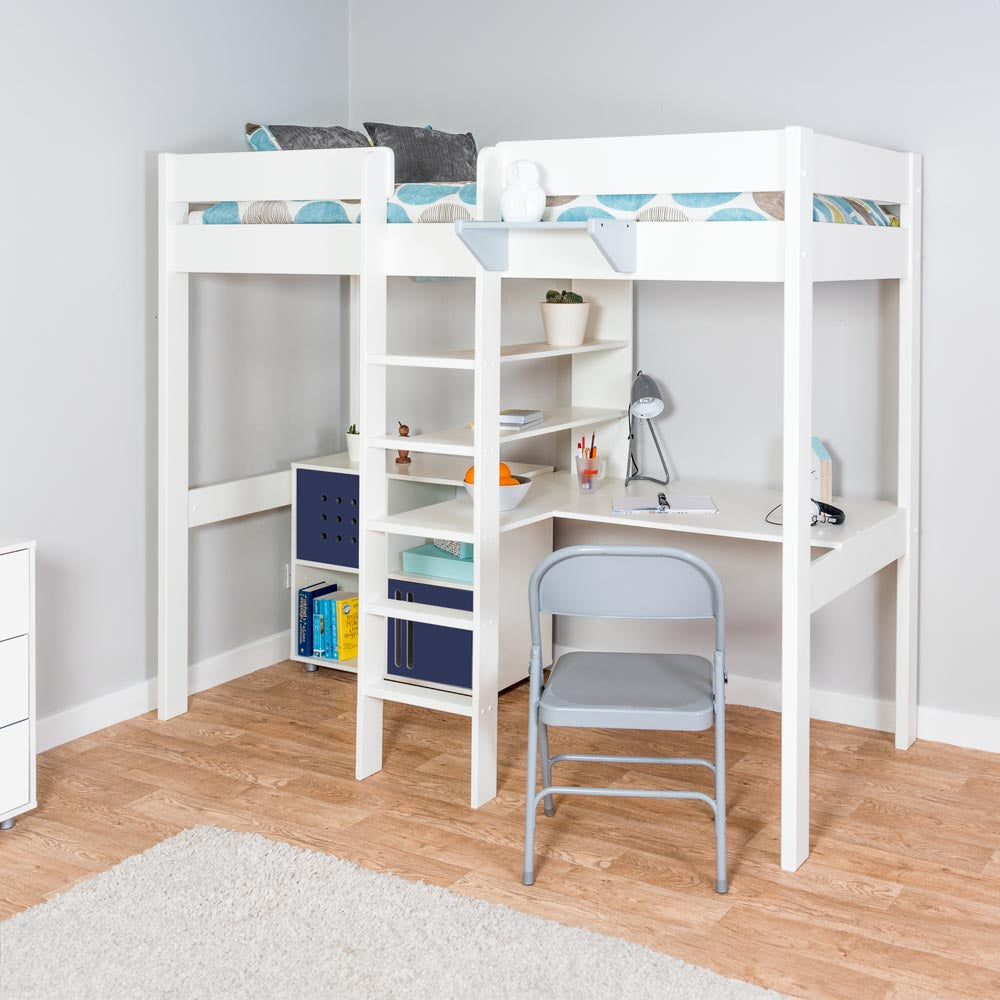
[357,259,633,805]
[289,451,548,675]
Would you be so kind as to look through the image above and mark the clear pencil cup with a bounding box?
[575,456,606,493]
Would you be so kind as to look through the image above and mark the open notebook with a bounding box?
[612,493,718,514]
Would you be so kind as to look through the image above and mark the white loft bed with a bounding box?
[159,127,921,875]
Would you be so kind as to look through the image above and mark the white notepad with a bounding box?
[612,494,718,514]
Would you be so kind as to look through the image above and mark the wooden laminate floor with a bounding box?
[1,662,998,999]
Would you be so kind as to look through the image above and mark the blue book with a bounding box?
[298,582,337,656]
[320,598,337,658]
[312,606,325,658]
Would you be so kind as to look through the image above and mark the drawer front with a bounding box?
[0,635,29,729]
[296,470,360,568]
[0,720,30,816]
[386,578,473,689]
[0,549,29,642]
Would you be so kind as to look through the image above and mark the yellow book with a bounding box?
[332,593,359,660]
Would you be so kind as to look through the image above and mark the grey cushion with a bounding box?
[245,123,370,152]
[539,651,714,731]
[363,122,477,182]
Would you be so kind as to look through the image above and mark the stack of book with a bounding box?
[313,592,359,661]
[296,581,337,656]
[297,582,360,661]
[499,409,543,430]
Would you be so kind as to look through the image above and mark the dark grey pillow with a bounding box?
[363,123,477,182]
[245,123,370,152]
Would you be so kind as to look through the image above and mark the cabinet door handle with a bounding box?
[393,589,402,667]
[406,592,414,669]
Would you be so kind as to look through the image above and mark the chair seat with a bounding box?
[539,651,714,731]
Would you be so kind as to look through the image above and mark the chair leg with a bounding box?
[714,711,728,894]
[523,704,539,885]
[539,722,555,817]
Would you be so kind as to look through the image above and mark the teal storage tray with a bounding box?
[401,544,475,584]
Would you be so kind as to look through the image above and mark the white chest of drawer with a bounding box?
[0,540,35,830]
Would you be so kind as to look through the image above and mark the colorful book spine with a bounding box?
[320,598,336,658]
[298,582,338,657]
[333,594,359,660]
[312,605,324,658]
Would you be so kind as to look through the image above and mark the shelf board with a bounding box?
[366,470,584,543]
[295,558,359,573]
[367,339,629,371]
[368,406,624,457]
[361,679,473,717]
[292,452,548,487]
[292,654,358,673]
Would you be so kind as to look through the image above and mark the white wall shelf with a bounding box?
[368,406,625,457]
[367,338,629,371]
[455,219,636,273]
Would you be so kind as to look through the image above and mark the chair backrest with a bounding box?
[529,545,724,649]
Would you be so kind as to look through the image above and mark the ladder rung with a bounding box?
[360,679,474,716]
[367,598,474,630]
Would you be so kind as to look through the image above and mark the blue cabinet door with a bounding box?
[296,470,360,568]
[386,578,473,689]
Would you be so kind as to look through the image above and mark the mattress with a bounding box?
[188,185,898,226]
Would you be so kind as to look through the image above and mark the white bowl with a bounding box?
[464,475,533,512]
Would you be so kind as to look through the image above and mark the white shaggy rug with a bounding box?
[0,827,786,999]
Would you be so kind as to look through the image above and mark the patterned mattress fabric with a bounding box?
[189,184,898,226]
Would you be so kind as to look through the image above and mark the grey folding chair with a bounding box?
[523,545,728,893]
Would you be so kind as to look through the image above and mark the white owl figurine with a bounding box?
[500,160,545,223]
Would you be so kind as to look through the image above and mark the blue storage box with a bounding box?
[402,544,474,584]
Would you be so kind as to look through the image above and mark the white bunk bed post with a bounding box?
[895,153,922,750]
[470,147,504,807]
[356,149,392,781]
[780,126,815,872]
[157,154,190,720]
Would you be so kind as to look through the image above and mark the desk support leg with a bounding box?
[780,127,814,872]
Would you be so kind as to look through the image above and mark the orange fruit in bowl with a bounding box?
[464,462,515,486]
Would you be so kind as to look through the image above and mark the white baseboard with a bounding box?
[552,645,999,756]
[37,630,290,753]
[36,633,999,757]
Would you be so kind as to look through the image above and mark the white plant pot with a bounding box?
[541,302,590,348]
[346,433,361,463]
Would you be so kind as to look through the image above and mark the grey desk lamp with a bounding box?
[625,370,670,486]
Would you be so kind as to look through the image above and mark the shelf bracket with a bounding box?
[454,220,637,274]
[455,222,510,271]
[586,219,636,274]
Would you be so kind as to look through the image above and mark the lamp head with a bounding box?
[629,371,664,420]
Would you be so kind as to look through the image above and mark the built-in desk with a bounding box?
[524,473,907,871]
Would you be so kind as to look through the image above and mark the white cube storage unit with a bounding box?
[0,540,35,830]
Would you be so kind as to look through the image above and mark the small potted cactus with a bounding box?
[541,289,590,347]
[345,423,361,463]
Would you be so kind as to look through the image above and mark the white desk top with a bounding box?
[369,472,903,551]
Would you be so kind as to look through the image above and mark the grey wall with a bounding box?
[0,0,351,716]
[349,0,1000,720]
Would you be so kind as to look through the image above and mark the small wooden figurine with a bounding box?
[395,420,412,464]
